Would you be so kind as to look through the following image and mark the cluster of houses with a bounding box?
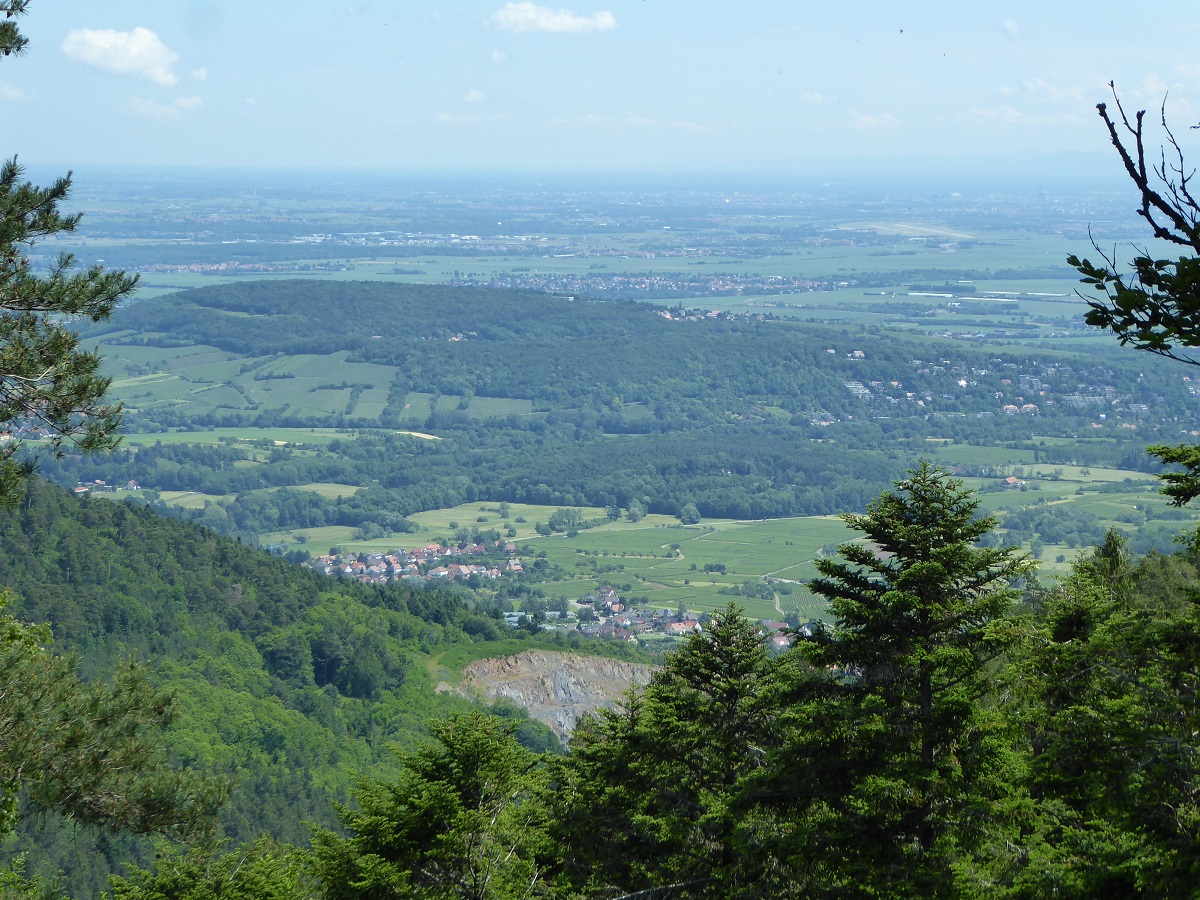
[654,307,778,324]
[831,354,1155,426]
[468,270,834,299]
[73,479,140,495]
[558,585,796,650]
[311,540,522,585]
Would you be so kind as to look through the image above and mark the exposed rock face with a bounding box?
[460,650,657,742]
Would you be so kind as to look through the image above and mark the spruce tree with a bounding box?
[779,462,1029,896]
[310,712,551,900]
[0,1,136,506]
[552,606,777,898]
[999,534,1200,897]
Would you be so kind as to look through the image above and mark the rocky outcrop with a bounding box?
[459,650,657,741]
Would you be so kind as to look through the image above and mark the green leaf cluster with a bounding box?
[0,590,228,843]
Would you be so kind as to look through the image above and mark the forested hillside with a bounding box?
[94,281,1188,436]
[8,0,1200,893]
[47,279,1176,550]
[0,480,581,896]
[14,468,1200,899]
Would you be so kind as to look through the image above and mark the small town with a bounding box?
[310,540,522,584]
[564,584,797,650]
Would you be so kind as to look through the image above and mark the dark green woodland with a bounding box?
[8,467,1200,898]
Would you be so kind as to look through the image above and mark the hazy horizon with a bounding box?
[20,150,1138,199]
[5,2,1198,175]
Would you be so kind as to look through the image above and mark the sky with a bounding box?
[3,1,1200,175]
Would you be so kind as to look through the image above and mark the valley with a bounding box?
[10,169,1200,895]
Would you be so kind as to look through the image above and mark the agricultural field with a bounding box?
[111,226,1088,291]
[118,427,349,446]
[50,172,1200,631]
[248,448,1200,627]
[158,490,233,510]
[94,333,540,425]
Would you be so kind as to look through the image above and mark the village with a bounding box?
[562,584,796,651]
[310,540,523,585]
[831,349,1181,432]
[308,543,798,648]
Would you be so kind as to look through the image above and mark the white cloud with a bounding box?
[0,82,26,102]
[1101,76,1194,115]
[61,27,179,86]
[435,111,510,125]
[125,95,202,120]
[1003,19,1020,39]
[1020,77,1085,105]
[960,106,1081,127]
[1133,74,1171,100]
[191,67,208,82]
[465,88,486,103]
[665,119,707,133]
[492,49,507,63]
[486,3,617,34]
[851,112,901,129]
[553,113,707,132]
[799,91,827,104]
[244,97,258,106]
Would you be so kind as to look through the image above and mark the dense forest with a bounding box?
[39,426,910,536]
[0,480,595,897]
[37,278,1173,549]
[94,281,1189,437]
[9,468,1200,898]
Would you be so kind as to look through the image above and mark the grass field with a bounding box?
[96,332,541,424]
[265,499,855,621]
[159,480,362,513]
[159,490,234,509]
[248,447,1200,621]
[290,482,363,499]
[117,427,349,446]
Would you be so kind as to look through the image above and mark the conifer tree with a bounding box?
[552,606,777,898]
[311,712,550,900]
[107,837,318,900]
[778,463,1029,896]
[997,534,1200,897]
[0,591,228,842]
[0,0,136,506]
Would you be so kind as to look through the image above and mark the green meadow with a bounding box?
[246,450,1200,622]
[95,333,536,425]
[69,215,1200,622]
[118,427,349,446]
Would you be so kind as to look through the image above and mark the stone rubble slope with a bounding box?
[459,650,657,741]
